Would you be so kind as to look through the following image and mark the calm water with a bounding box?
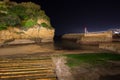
[100,74,120,80]
[54,39,99,50]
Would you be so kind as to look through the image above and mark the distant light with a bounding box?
[114,31,119,34]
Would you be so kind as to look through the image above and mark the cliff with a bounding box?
[0,26,54,44]
[0,1,55,44]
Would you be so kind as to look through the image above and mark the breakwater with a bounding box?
[62,31,113,44]
[62,33,84,41]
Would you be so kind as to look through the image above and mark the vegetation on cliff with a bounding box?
[0,0,53,30]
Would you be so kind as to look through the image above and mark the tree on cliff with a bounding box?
[0,0,53,30]
[3,0,9,3]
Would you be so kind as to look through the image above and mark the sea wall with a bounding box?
[77,31,113,44]
[0,26,55,44]
[62,31,113,44]
[77,37,112,44]
[84,31,113,38]
[62,33,84,41]
[99,43,120,53]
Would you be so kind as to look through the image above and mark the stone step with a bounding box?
[0,78,57,80]
[0,73,56,79]
[0,56,51,60]
[0,63,53,67]
[0,60,52,65]
[0,65,54,69]
[35,78,57,80]
[0,55,57,80]
[0,69,54,75]
[0,61,52,64]
[0,57,51,61]
[0,67,54,72]
[1,77,57,80]
[0,57,53,62]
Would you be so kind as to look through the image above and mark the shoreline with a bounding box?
[0,43,112,56]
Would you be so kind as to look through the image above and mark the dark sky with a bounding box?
[12,0,120,35]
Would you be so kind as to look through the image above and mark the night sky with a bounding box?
[12,0,120,35]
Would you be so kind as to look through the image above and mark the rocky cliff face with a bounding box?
[0,26,55,44]
[0,1,55,44]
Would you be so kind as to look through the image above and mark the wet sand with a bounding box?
[0,44,54,56]
[0,44,111,56]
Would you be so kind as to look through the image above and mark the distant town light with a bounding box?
[114,31,120,34]
[110,28,120,34]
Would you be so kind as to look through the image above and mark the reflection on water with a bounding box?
[54,39,99,50]
[100,74,120,80]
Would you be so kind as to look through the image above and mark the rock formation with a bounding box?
[0,25,54,44]
[0,1,55,44]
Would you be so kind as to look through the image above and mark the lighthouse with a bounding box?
[84,27,88,34]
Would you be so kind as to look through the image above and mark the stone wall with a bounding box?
[62,31,113,44]
[0,26,55,44]
[77,31,113,44]
[77,37,112,44]
[62,33,84,40]
[84,31,113,38]
[99,43,120,54]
